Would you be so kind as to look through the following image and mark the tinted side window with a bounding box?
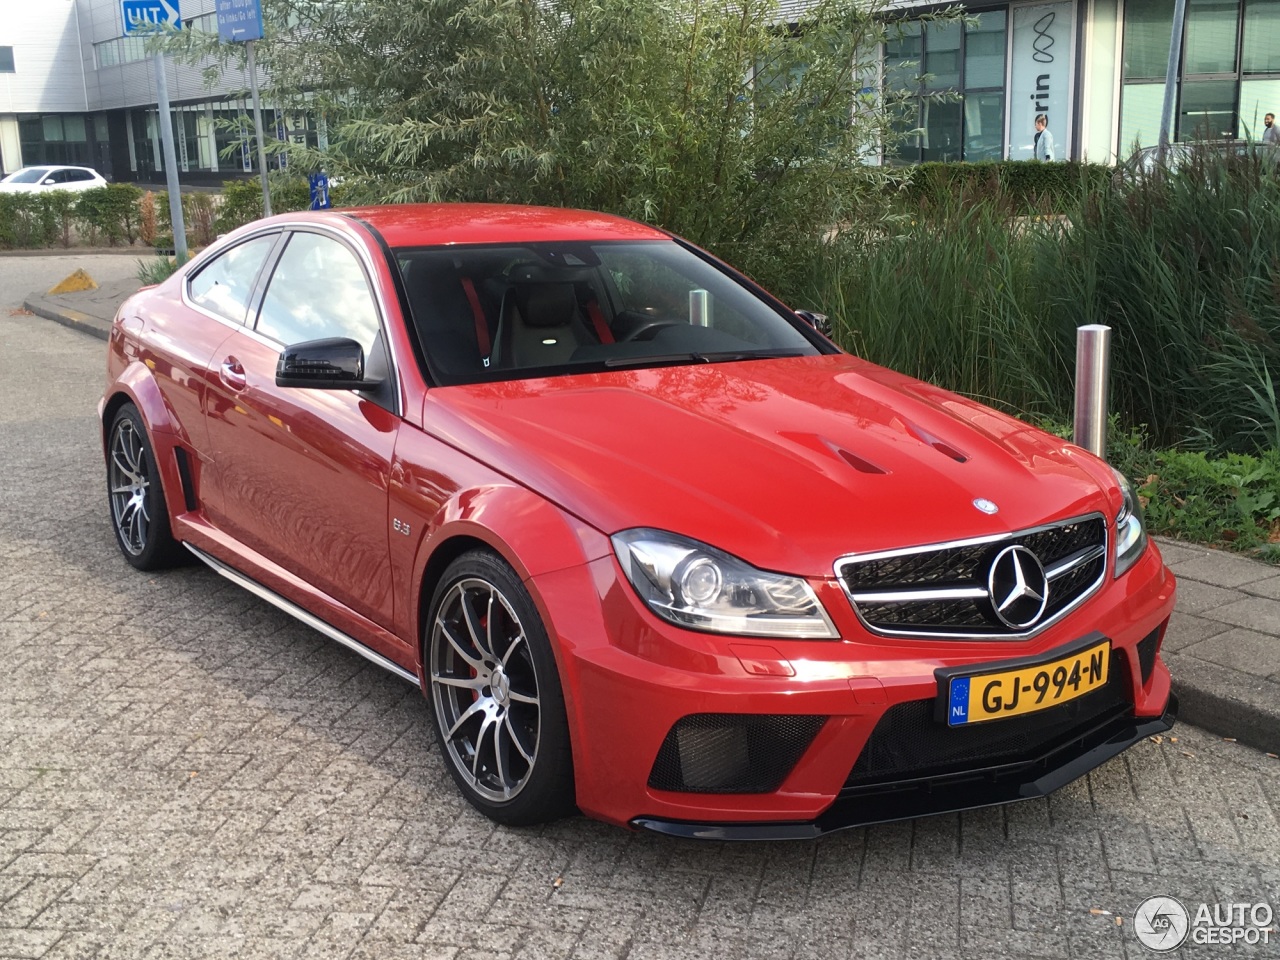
[255,232,381,354]
[69,169,95,182]
[188,235,276,324]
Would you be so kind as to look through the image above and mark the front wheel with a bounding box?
[106,403,184,570]
[426,550,576,825]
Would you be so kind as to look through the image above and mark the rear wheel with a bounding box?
[106,403,184,570]
[426,550,575,825]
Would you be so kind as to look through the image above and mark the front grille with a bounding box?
[837,515,1108,638]
[648,714,826,794]
[843,652,1130,791]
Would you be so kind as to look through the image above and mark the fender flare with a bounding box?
[101,363,189,527]
[409,483,612,770]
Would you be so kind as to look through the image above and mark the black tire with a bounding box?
[425,549,576,825]
[106,403,185,571]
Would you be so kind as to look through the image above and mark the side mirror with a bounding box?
[276,337,375,388]
[42,178,56,185]
[795,309,833,337]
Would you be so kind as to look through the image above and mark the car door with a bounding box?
[202,227,401,630]
[146,230,281,479]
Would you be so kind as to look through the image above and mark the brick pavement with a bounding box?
[3,295,1280,959]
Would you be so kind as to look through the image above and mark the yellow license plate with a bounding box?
[941,639,1110,727]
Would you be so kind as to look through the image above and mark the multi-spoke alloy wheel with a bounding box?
[109,415,152,556]
[427,552,575,824]
[105,404,183,571]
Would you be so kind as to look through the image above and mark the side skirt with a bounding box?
[184,543,419,686]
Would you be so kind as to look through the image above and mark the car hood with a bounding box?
[422,354,1120,577]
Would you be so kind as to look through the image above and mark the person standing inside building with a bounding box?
[1263,113,1279,145]
[1033,114,1056,161]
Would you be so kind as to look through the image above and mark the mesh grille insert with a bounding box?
[648,714,826,794]
[838,516,1107,637]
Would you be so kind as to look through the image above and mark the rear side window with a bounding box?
[67,169,96,182]
[188,235,276,324]
[254,231,381,354]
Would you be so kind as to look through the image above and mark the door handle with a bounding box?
[219,357,247,391]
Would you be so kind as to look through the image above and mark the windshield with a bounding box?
[395,240,824,385]
[5,168,51,184]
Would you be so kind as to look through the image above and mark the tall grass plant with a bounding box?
[791,151,1280,456]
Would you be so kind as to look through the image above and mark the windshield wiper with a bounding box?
[602,349,809,369]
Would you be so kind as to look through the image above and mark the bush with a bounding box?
[800,148,1280,457]
[136,255,180,286]
[76,184,143,245]
[0,194,58,248]
[216,180,262,234]
[1043,149,1280,452]
[139,191,158,247]
[153,190,220,252]
[186,192,217,248]
[902,161,1111,213]
[44,190,78,248]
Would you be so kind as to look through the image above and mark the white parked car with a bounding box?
[0,166,109,193]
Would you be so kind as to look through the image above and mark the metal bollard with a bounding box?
[1073,324,1112,459]
[689,289,709,327]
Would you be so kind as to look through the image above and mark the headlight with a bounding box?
[1113,469,1149,576]
[611,528,839,639]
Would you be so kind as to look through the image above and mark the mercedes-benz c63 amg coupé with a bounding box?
[101,204,1176,839]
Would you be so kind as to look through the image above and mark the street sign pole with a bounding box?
[122,0,187,261]
[216,0,270,218]
[153,55,187,264]
[246,39,272,217]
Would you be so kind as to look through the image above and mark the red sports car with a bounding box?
[101,204,1175,839]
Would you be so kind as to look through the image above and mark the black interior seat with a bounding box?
[402,259,494,378]
[492,282,587,369]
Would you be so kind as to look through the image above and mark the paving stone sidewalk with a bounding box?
[22,279,1280,755]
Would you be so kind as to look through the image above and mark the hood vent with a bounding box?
[904,420,968,464]
[831,443,888,475]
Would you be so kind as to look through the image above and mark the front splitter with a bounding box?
[631,696,1177,841]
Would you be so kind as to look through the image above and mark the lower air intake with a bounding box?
[648,714,826,794]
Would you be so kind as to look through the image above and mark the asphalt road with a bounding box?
[2,259,1279,959]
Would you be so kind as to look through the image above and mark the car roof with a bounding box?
[12,165,99,174]
[330,203,670,248]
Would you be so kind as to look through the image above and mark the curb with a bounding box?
[1166,653,1280,754]
[0,247,151,258]
[22,298,111,341]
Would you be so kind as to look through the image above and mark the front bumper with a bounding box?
[527,540,1177,835]
[633,694,1176,840]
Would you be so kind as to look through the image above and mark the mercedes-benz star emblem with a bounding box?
[973,498,999,515]
[987,545,1050,629]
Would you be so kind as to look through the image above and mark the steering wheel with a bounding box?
[618,320,684,342]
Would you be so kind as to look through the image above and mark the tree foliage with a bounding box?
[168,0,925,273]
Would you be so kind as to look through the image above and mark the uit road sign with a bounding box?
[121,0,181,33]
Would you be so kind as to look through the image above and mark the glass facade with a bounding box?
[18,115,95,166]
[1120,0,1280,149]
[887,10,1008,163]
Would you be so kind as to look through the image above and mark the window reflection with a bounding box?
[189,236,276,325]
[256,233,381,353]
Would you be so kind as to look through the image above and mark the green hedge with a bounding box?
[901,161,1113,212]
